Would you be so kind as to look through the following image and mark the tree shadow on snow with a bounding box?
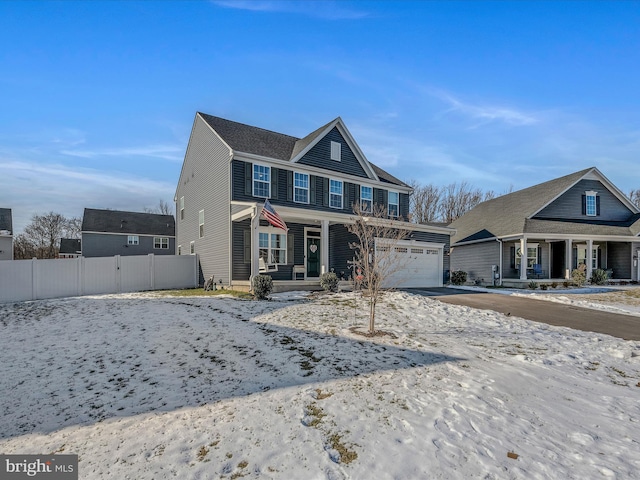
[0,295,463,439]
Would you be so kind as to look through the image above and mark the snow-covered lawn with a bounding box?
[1,290,639,479]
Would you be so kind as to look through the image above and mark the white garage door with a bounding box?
[375,238,443,288]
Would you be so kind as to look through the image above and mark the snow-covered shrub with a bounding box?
[450,271,467,286]
[590,268,608,285]
[252,274,273,300]
[319,272,339,292]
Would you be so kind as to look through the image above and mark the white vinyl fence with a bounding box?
[0,254,198,303]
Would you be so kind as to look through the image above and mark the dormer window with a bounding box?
[330,141,341,161]
[584,190,598,216]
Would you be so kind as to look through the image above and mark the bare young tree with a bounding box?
[63,216,82,239]
[144,199,173,215]
[347,203,410,334]
[438,181,487,224]
[13,233,38,260]
[629,189,640,208]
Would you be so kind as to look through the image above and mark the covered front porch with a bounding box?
[500,235,639,284]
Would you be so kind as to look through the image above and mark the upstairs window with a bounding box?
[199,209,204,238]
[388,191,399,217]
[330,141,341,161]
[329,179,343,209]
[179,196,184,220]
[253,164,271,198]
[585,191,598,216]
[154,237,169,249]
[294,172,309,203]
[360,185,372,212]
[127,235,139,245]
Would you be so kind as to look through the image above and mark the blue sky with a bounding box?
[2,1,640,233]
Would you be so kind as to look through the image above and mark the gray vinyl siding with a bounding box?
[232,160,403,217]
[608,242,631,279]
[451,241,500,285]
[81,233,175,258]
[176,115,231,284]
[535,180,633,221]
[329,224,359,280]
[297,127,368,178]
[0,236,12,260]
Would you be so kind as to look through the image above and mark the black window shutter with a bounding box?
[310,175,316,204]
[287,233,294,264]
[271,167,278,200]
[382,189,388,212]
[581,194,586,215]
[596,196,601,216]
[243,230,251,264]
[245,162,252,196]
[287,170,293,201]
[510,246,515,269]
[538,246,542,265]
[323,177,329,207]
[344,182,350,210]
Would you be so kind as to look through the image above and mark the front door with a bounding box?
[306,237,320,278]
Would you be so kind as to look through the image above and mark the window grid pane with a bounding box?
[361,186,372,211]
[254,165,270,197]
[330,180,343,209]
[294,173,309,203]
[586,194,597,216]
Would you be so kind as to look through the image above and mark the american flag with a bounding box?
[261,199,288,231]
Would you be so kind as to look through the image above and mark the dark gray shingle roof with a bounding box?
[0,208,12,233]
[59,238,81,254]
[198,113,407,187]
[82,208,175,236]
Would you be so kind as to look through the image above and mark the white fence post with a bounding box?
[149,254,155,290]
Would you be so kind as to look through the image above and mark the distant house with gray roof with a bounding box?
[0,208,13,261]
[81,208,175,258]
[175,112,454,289]
[450,167,640,286]
[58,238,82,258]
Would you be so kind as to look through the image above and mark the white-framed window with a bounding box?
[154,237,169,249]
[329,179,343,209]
[294,172,309,203]
[178,244,182,255]
[576,245,599,269]
[199,209,204,238]
[585,190,597,216]
[259,229,287,265]
[179,196,184,220]
[388,191,399,217]
[514,243,538,270]
[127,235,139,245]
[253,164,270,198]
[360,185,372,212]
[190,241,195,255]
[330,141,341,161]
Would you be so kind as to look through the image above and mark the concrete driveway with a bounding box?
[405,288,640,341]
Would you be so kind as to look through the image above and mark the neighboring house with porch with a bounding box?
[81,208,176,258]
[175,112,454,290]
[0,208,13,261]
[58,238,82,258]
[450,167,640,286]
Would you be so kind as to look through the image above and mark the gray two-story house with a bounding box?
[175,112,454,290]
[81,208,176,258]
[0,208,13,261]
[450,167,640,286]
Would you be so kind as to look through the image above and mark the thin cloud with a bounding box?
[211,0,370,20]
[428,88,538,127]
[61,144,184,162]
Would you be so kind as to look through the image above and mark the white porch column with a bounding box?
[321,220,329,275]
[519,238,528,280]
[250,207,260,285]
[565,239,572,279]
[586,239,594,280]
